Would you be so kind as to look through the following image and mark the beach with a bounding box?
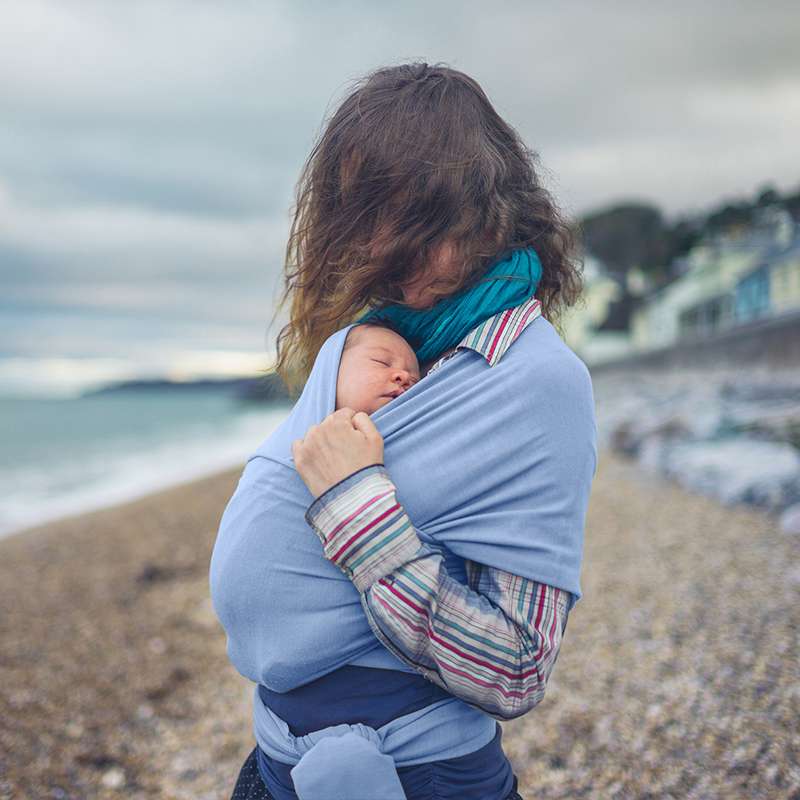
[1,449,798,800]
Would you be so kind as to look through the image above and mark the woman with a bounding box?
[217,61,597,800]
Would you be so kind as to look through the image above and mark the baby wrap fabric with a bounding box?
[253,691,499,800]
[209,305,597,799]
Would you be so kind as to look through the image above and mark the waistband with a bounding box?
[252,684,497,800]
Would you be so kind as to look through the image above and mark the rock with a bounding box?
[144,666,192,702]
[101,767,126,789]
[189,596,220,631]
[779,503,800,534]
[65,722,83,739]
[8,689,35,708]
[786,565,800,585]
[609,413,693,457]
[136,562,177,584]
[593,368,800,516]
[662,438,800,511]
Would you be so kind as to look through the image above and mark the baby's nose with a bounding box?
[392,370,413,388]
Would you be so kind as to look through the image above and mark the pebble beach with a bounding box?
[1,448,798,800]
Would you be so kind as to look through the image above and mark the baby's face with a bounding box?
[336,324,420,414]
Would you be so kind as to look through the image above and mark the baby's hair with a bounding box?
[343,318,419,355]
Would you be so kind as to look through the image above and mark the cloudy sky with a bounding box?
[1,0,798,393]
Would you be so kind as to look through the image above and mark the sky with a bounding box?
[1,0,798,394]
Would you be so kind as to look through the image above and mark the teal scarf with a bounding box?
[356,245,543,364]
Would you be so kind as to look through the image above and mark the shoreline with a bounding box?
[2,449,798,799]
[0,461,247,545]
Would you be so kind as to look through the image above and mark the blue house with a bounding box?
[734,262,771,323]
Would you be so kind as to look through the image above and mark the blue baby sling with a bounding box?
[209,250,597,799]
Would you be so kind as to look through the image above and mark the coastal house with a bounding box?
[733,234,800,324]
[767,238,800,316]
[735,260,772,324]
[560,253,635,365]
[630,206,797,351]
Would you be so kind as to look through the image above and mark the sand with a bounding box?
[1,450,798,800]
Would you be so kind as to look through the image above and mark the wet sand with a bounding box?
[1,450,798,799]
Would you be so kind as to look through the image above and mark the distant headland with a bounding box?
[81,372,292,404]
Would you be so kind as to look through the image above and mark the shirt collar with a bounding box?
[454,295,542,367]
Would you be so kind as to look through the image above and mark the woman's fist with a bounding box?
[292,408,385,499]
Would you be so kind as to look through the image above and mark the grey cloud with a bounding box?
[0,0,798,362]
[2,1,798,219]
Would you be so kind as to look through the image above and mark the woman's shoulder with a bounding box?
[508,315,594,393]
[505,316,598,473]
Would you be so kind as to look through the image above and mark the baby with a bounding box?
[336,321,420,414]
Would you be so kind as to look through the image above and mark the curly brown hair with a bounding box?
[267,60,584,395]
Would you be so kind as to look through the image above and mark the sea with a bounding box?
[0,387,292,539]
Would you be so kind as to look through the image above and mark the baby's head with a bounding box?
[336,322,420,414]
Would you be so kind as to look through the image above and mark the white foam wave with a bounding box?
[0,405,290,540]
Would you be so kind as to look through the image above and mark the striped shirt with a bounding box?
[304,296,571,721]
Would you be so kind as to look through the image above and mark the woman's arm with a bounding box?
[305,462,572,721]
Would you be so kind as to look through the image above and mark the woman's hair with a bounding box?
[267,60,584,394]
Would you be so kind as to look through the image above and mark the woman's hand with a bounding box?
[292,408,385,500]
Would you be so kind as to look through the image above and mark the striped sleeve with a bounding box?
[305,463,572,720]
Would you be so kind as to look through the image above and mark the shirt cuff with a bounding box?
[304,463,423,592]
